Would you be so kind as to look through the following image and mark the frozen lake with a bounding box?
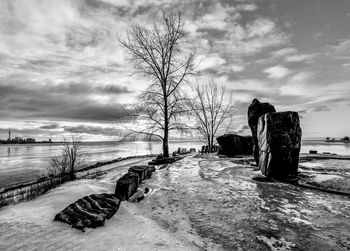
[0,139,349,188]
[0,140,203,188]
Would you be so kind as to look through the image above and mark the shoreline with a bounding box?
[0,154,156,208]
[0,154,349,250]
[0,154,157,191]
[1,152,349,208]
[2,152,350,192]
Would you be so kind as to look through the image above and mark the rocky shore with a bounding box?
[0,154,349,250]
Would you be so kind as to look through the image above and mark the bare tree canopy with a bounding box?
[187,80,234,152]
[118,11,196,157]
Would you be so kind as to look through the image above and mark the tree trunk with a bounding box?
[210,135,214,152]
[69,148,76,180]
[207,135,211,153]
[163,129,169,157]
[163,91,169,158]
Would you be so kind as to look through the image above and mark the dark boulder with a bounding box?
[248,99,276,165]
[201,145,208,153]
[257,111,302,179]
[145,165,156,178]
[54,193,121,230]
[217,134,253,157]
[128,166,146,183]
[130,165,156,179]
[114,172,139,201]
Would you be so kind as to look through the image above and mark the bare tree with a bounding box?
[47,134,86,180]
[118,11,196,157]
[187,80,234,152]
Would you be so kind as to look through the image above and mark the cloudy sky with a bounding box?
[1,0,350,141]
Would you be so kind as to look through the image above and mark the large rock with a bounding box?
[217,134,253,157]
[248,99,276,165]
[144,165,156,178]
[129,165,155,180]
[54,193,121,230]
[257,111,302,179]
[114,172,139,201]
[128,166,146,183]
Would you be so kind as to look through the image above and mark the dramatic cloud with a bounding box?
[1,0,350,138]
[0,77,129,122]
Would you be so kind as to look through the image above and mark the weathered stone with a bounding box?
[128,189,145,203]
[248,99,276,165]
[114,172,139,201]
[216,134,253,157]
[130,165,155,179]
[54,193,121,230]
[145,165,156,178]
[257,111,302,179]
[128,166,146,183]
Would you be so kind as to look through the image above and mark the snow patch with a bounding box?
[313,174,343,183]
[300,162,323,168]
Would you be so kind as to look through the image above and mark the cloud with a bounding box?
[263,65,291,79]
[285,54,315,63]
[0,77,130,122]
[194,3,241,31]
[236,3,258,12]
[40,123,60,130]
[308,105,331,112]
[2,0,348,139]
[271,48,298,58]
[265,47,315,63]
[217,17,290,56]
[63,124,115,136]
[231,65,245,72]
[246,18,276,38]
[279,72,314,96]
[327,36,350,56]
[196,53,226,71]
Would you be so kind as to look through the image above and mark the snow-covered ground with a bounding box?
[0,155,350,250]
[299,159,350,193]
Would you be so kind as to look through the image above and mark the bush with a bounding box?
[47,134,86,180]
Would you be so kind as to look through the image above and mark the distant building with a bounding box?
[26,138,36,143]
[14,136,23,143]
[0,129,41,144]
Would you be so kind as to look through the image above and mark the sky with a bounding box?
[0,0,350,141]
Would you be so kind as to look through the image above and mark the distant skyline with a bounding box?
[0,0,350,141]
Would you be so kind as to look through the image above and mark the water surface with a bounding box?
[0,139,349,188]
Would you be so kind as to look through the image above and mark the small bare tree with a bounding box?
[187,80,234,152]
[47,134,86,180]
[118,11,196,157]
